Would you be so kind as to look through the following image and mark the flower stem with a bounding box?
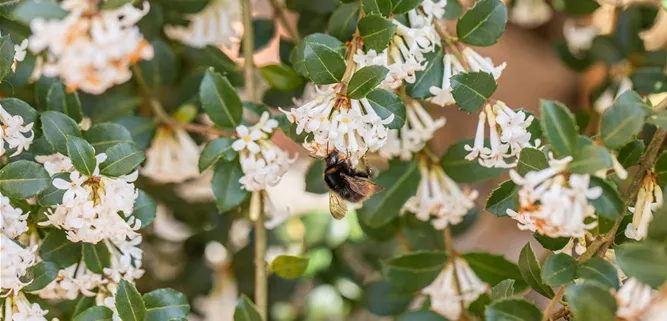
[241,0,256,103]
[432,19,471,71]
[267,0,300,42]
[251,191,268,319]
[147,98,234,137]
[542,287,565,321]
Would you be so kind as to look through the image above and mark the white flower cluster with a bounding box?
[1,103,35,157]
[282,85,393,165]
[0,234,36,295]
[507,155,602,238]
[1,192,29,239]
[429,49,506,107]
[616,277,667,321]
[465,101,539,168]
[423,257,488,321]
[403,158,478,230]
[39,153,141,244]
[3,293,50,321]
[233,112,295,191]
[142,127,201,184]
[379,98,445,160]
[27,0,153,94]
[164,0,240,48]
[625,173,663,241]
[11,38,29,73]
[508,0,553,28]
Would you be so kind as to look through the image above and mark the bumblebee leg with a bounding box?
[362,156,373,177]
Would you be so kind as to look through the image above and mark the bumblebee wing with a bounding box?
[342,175,384,199]
[329,191,348,220]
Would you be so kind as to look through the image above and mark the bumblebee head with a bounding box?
[325,149,340,167]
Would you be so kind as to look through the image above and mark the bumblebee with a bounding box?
[324,150,384,219]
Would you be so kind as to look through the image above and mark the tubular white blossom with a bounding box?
[0,192,29,239]
[12,39,29,72]
[428,53,465,107]
[1,103,35,157]
[563,19,599,54]
[27,0,153,94]
[616,278,655,320]
[509,0,553,28]
[35,153,75,176]
[625,173,663,241]
[403,158,478,229]
[0,234,36,294]
[379,98,445,160]
[142,127,201,184]
[462,47,506,80]
[507,154,603,238]
[164,0,240,48]
[423,257,488,320]
[4,293,49,321]
[36,264,104,300]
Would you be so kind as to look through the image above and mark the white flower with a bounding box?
[563,19,599,54]
[507,154,603,238]
[403,158,478,229]
[35,153,74,176]
[232,125,263,153]
[625,173,663,241]
[594,77,633,114]
[12,39,29,72]
[36,264,104,300]
[28,1,153,94]
[104,235,144,283]
[509,0,553,28]
[164,0,240,48]
[462,47,506,80]
[379,98,445,160]
[142,127,200,184]
[616,278,654,320]
[604,249,626,281]
[5,293,49,321]
[421,0,447,20]
[423,257,488,320]
[0,192,29,239]
[465,101,538,168]
[1,103,35,157]
[0,234,35,294]
[640,6,667,51]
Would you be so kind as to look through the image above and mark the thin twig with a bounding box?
[267,0,300,42]
[444,228,468,321]
[241,0,256,103]
[251,192,267,319]
[432,19,470,70]
[543,287,565,321]
[147,99,234,137]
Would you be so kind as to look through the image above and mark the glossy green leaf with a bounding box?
[212,161,249,212]
[72,295,97,318]
[73,306,114,321]
[588,177,623,219]
[137,39,175,90]
[0,34,14,81]
[648,206,667,244]
[0,160,50,199]
[540,100,578,157]
[657,151,667,184]
[39,230,82,268]
[84,123,134,153]
[490,279,515,300]
[630,67,667,94]
[38,173,68,206]
[565,283,617,321]
[534,234,570,251]
[83,242,111,274]
[41,111,82,154]
[382,251,447,293]
[485,179,518,217]
[517,147,548,176]
[362,280,413,316]
[143,288,190,321]
[347,65,389,99]
[463,252,527,289]
[327,3,359,41]
[133,190,157,228]
[115,279,146,321]
[542,253,577,286]
[100,143,146,177]
[46,82,83,123]
[199,137,236,173]
[305,160,327,194]
[114,116,156,150]
[363,0,391,16]
[21,261,59,292]
[391,0,421,14]
[519,243,555,298]
[234,295,263,321]
[183,46,243,86]
[648,110,667,129]
[576,257,619,290]
[617,140,644,168]
[568,145,613,174]
[259,64,305,91]
[552,0,600,15]
[67,136,97,177]
[451,71,497,113]
[600,91,649,149]
[486,297,542,321]
[358,15,397,52]
[406,47,444,99]
[87,93,141,124]
[0,98,38,124]
[200,69,243,129]
[616,242,667,288]
[240,19,275,53]
[270,255,310,279]
[457,0,507,46]
[440,139,504,183]
[365,88,406,129]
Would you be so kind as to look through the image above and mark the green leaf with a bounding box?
[38,173,68,206]
[161,0,208,13]
[0,160,50,199]
[87,93,141,124]
[552,0,600,15]
[451,71,497,113]
[270,255,310,279]
[302,36,347,85]
[565,283,617,321]
[648,110,667,129]
[0,34,14,81]
[617,140,644,168]
[100,0,133,9]
[363,0,391,17]
[84,123,134,153]
[305,160,327,194]
[46,82,83,123]
[362,280,413,316]
[212,161,249,212]
[259,64,305,91]
[519,243,555,298]
[291,34,344,78]
[657,151,667,184]
[486,297,542,321]
[396,311,447,321]
[199,137,236,173]
[133,190,157,228]
[100,143,146,177]
[21,261,59,292]
[540,100,578,157]
[347,65,389,99]
[39,230,82,268]
[616,242,667,288]
[485,179,518,217]
[490,279,515,300]
[41,111,82,155]
[200,69,243,129]
[576,257,619,290]
[73,306,114,321]
[391,0,421,14]
[648,206,667,244]
[183,46,243,86]
[0,98,38,124]
[406,47,444,99]
[72,295,97,318]
[114,116,156,150]
[365,88,406,129]
[440,139,505,183]
[630,67,667,95]
[82,242,111,274]
[534,234,570,251]
[358,160,421,228]
[542,253,577,286]
[137,39,176,90]
[327,3,359,42]
[358,15,397,52]
[67,136,97,177]
[456,0,507,46]
[234,295,263,321]
[115,279,146,321]
[517,148,548,176]
[600,91,649,149]
[588,177,623,219]
[143,288,190,321]
[463,252,527,289]
[444,0,462,19]
[240,19,275,53]
[382,251,447,293]
[568,145,613,174]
